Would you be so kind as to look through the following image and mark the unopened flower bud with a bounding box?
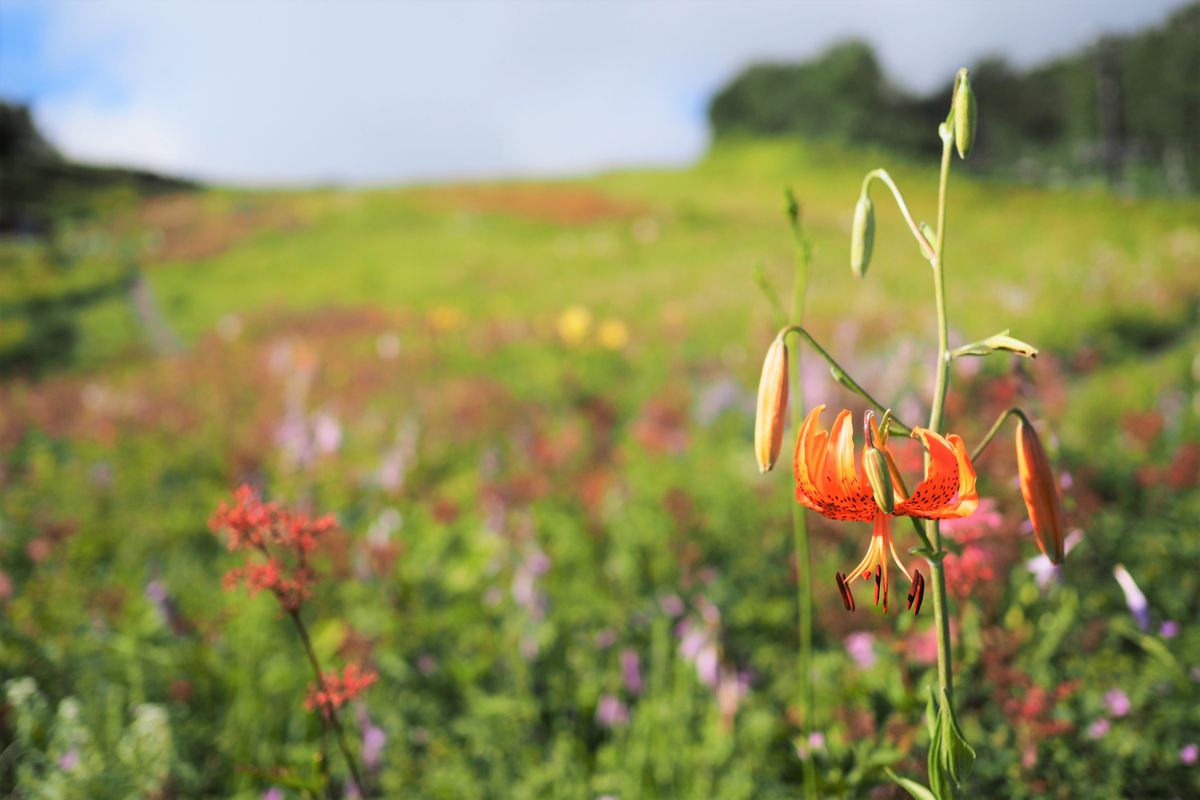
[850,193,875,278]
[953,69,977,159]
[1016,417,1065,564]
[754,336,789,473]
[983,332,1038,358]
[864,447,895,514]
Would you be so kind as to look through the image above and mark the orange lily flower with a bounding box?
[794,405,978,614]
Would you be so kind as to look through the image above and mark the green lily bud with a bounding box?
[953,68,976,159]
[864,447,895,514]
[850,193,875,278]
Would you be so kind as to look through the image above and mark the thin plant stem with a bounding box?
[779,325,914,437]
[862,169,936,261]
[926,128,957,702]
[783,198,818,800]
[288,609,369,799]
[970,407,1032,463]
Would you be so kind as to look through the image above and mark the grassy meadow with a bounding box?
[2,138,1199,798]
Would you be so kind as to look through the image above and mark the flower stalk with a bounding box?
[782,191,818,800]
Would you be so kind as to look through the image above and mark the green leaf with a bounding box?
[884,768,938,800]
[940,690,977,788]
[927,706,953,799]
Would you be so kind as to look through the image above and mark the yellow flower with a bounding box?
[557,305,593,346]
[597,318,629,350]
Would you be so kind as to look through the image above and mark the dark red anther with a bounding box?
[835,572,856,611]
[907,570,926,616]
[873,564,882,607]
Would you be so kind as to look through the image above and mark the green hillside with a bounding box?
[3,138,1199,797]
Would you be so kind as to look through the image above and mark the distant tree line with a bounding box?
[708,2,1199,194]
[1,101,196,236]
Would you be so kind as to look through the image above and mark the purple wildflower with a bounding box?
[1103,689,1131,718]
[1113,564,1150,631]
[596,694,629,728]
[844,632,877,670]
[621,649,643,696]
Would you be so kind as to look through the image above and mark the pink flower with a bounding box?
[596,694,629,728]
[1087,718,1110,739]
[844,632,877,670]
[1103,689,1130,718]
[621,649,643,696]
[1181,743,1198,765]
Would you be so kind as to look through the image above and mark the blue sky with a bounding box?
[0,0,1190,185]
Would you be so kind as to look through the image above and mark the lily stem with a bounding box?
[778,325,913,437]
[926,129,956,703]
[289,609,368,799]
[863,169,936,262]
[970,407,1033,463]
[783,195,818,800]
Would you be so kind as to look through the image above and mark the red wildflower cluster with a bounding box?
[209,484,338,611]
[304,662,379,719]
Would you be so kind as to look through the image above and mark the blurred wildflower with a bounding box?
[795,731,827,758]
[1160,620,1180,639]
[1087,718,1110,739]
[795,406,977,614]
[377,418,420,492]
[694,377,746,427]
[1181,743,1199,765]
[556,305,592,346]
[844,631,877,669]
[512,546,550,622]
[305,662,378,720]
[717,669,751,730]
[621,649,644,696]
[597,318,629,350]
[375,331,402,360]
[659,593,685,617]
[907,625,941,665]
[262,789,284,800]
[595,694,629,728]
[1103,689,1131,717]
[677,618,720,690]
[1026,529,1083,590]
[58,747,80,772]
[357,707,387,772]
[210,485,338,611]
[427,305,465,333]
[216,313,242,342]
[1113,564,1150,631]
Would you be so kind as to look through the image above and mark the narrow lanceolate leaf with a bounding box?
[884,768,938,800]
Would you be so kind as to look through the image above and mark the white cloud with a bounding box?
[12,0,1190,185]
